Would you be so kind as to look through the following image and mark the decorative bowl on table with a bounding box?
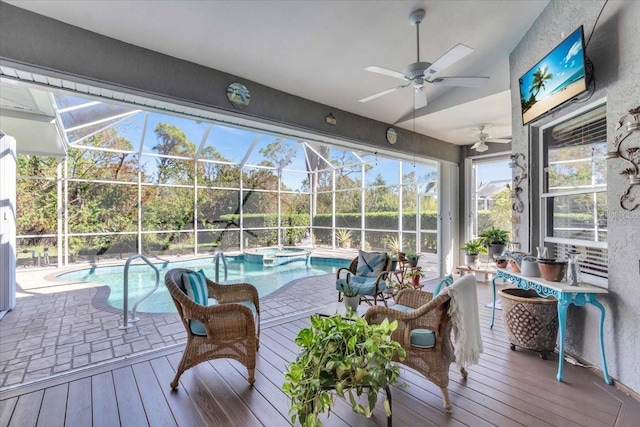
[537,259,567,282]
[496,259,508,268]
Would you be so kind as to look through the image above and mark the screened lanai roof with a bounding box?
[2,66,439,187]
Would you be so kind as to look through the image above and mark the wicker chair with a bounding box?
[165,268,260,388]
[336,254,392,306]
[364,289,468,412]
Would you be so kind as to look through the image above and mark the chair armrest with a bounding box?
[395,289,434,308]
[336,267,352,280]
[208,281,260,311]
[182,302,256,338]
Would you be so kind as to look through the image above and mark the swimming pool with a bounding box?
[56,256,347,313]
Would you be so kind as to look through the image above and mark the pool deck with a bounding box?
[0,248,439,390]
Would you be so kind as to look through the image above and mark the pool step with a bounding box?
[263,256,275,267]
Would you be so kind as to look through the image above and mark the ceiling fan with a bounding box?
[470,125,511,152]
[358,8,489,110]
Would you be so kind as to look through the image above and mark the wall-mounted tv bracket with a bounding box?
[509,153,527,214]
[607,106,640,211]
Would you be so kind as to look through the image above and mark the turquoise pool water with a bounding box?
[57,256,347,313]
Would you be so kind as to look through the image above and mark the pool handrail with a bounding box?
[119,254,160,329]
[214,250,228,282]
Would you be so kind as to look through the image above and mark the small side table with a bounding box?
[491,268,611,385]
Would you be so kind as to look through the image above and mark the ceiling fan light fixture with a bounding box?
[475,143,489,153]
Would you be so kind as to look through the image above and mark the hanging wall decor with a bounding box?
[509,153,527,214]
[227,83,251,109]
[608,105,640,211]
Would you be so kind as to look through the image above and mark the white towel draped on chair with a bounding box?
[442,274,483,367]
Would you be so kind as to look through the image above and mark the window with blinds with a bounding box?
[540,102,608,285]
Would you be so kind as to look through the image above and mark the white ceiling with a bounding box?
[5,0,549,147]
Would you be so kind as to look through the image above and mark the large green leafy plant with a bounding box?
[283,314,405,427]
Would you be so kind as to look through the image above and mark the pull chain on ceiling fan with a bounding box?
[358,8,489,109]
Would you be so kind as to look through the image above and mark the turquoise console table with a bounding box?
[491,268,612,385]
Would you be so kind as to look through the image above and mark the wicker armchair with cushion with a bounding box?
[335,250,392,306]
[364,275,482,412]
[165,268,260,389]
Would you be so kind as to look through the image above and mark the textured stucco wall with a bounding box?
[510,0,640,392]
[0,2,460,165]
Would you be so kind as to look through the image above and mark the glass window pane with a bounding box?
[281,170,309,192]
[366,158,398,186]
[546,146,607,191]
[17,237,58,267]
[402,162,437,184]
[472,156,513,236]
[197,161,240,188]
[329,147,361,167]
[201,126,259,163]
[142,187,194,231]
[303,143,332,171]
[311,227,332,248]
[335,189,361,228]
[141,113,207,155]
[245,137,296,167]
[243,190,276,215]
[69,234,138,262]
[68,182,138,233]
[198,189,240,229]
[244,167,278,190]
[547,193,607,241]
[17,178,57,235]
[141,232,194,256]
[402,185,417,231]
[68,147,139,182]
[140,154,193,185]
[281,193,310,216]
[198,229,240,252]
[364,231,395,252]
[243,229,278,248]
[17,154,59,178]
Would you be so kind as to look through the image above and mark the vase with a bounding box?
[464,254,478,266]
[343,295,360,312]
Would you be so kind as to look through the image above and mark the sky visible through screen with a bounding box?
[60,94,440,190]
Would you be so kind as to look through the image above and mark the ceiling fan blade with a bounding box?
[414,87,428,110]
[358,83,411,103]
[423,43,473,78]
[429,76,489,87]
[470,141,482,150]
[487,138,511,144]
[364,66,408,81]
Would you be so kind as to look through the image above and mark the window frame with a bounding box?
[538,98,608,287]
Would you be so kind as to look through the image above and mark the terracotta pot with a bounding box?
[537,260,567,282]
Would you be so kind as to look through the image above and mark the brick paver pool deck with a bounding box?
[0,250,440,390]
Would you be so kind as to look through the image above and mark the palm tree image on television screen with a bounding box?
[519,27,587,124]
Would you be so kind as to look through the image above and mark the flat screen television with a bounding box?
[519,26,588,125]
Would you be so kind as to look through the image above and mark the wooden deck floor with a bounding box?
[1,281,638,427]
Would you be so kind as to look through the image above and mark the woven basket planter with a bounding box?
[499,288,558,358]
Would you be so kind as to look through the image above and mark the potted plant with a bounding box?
[405,267,425,287]
[336,228,352,249]
[340,281,360,312]
[478,226,510,259]
[283,314,405,427]
[462,239,487,266]
[405,250,420,267]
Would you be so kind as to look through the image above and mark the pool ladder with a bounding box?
[119,254,160,330]
[214,250,228,282]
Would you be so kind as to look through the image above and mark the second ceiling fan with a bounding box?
[359,8,489,109]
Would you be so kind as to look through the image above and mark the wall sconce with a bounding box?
[325,113,337,125]
[609,105,640,211]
